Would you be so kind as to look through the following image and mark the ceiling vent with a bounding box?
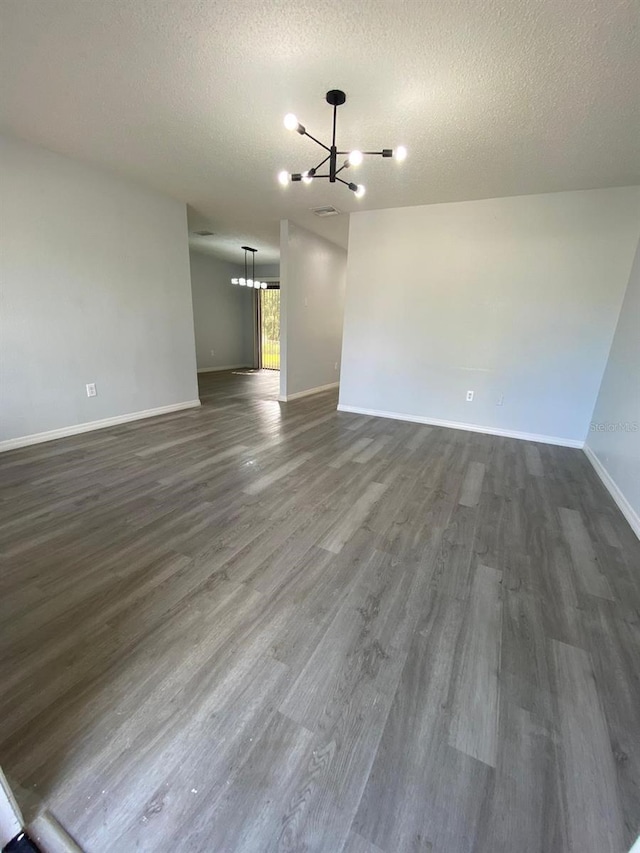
[311,205,341,217]
[193,230,215,237]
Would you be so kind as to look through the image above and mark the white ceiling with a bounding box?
[1,0,638,264]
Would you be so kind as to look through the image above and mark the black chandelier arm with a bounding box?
[336,150,392,157]
[291,173,331,180]
[313,154,331,171]
[300,128,331,152]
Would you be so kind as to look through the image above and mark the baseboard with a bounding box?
[0,400,202,453]
[28,810,83,853]
[197,364,251,373]
[336,404,584,448]
[279,382,339,403]
[584,445,640,539]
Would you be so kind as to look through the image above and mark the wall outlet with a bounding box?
[466,390,474,402]
[86,383,97,398]
[497,394,504,406]
[334,362,338,371]
[210,349,215,356]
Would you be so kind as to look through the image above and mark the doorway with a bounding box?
[258,285,280,370]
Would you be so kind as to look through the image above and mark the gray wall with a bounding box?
[254,264,280,279]
[338,187,640,444]
[586,239,640,535]
[0,135,199,445]
[189,250,254,371]
[280,221,346,398]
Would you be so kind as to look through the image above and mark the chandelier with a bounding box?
[231,246,267,289]
[278,89,407,199]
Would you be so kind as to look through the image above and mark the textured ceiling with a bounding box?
[1,0,638,264]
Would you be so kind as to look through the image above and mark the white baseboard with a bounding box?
[279,382,339,403]
[336,404,584,448]
[197,364,251,373]
[29,809,83,853]
[0,400,202,453]
[584,445,640,539]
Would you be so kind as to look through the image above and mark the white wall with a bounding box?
[339,187,640,445]
[585,239,640,536]
[280,221,346,399]
[0,135,199,447]
[0,768,22,848]
[189,250,254,371]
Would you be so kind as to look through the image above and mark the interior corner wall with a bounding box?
[279,220,346,399]
[0,134,199,447]
[189,250,255,371]
[338,186,640,446]
[585,238,640,537]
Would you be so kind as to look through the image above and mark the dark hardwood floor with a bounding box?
[1,368,639,852]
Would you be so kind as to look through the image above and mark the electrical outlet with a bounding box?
[466,390,474,402]
[210,349,215,356]
[86,383,97,398]
[334,362,338,371]
[497,394,504,406]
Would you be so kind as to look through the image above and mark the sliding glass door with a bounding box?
[259,286,280,370]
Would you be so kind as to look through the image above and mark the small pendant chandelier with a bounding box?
[278,89,407,199]
[231,246,267,289]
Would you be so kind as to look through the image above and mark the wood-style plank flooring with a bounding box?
[1,369,639,853]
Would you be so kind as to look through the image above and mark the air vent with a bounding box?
[193,230,215,237]
[311,206,341,217]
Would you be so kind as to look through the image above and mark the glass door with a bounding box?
[259,286,280,370]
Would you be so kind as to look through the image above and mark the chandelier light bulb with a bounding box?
[348,150,363,167]
[253,281,260,289]
[355,184,366,198]
[284,113,299,131]
[302,171,313,184]
[239,278,246,286]
[394,146,407,162]
[278,170,290,186]
[261,281,267,289]
[231,278,239,284]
